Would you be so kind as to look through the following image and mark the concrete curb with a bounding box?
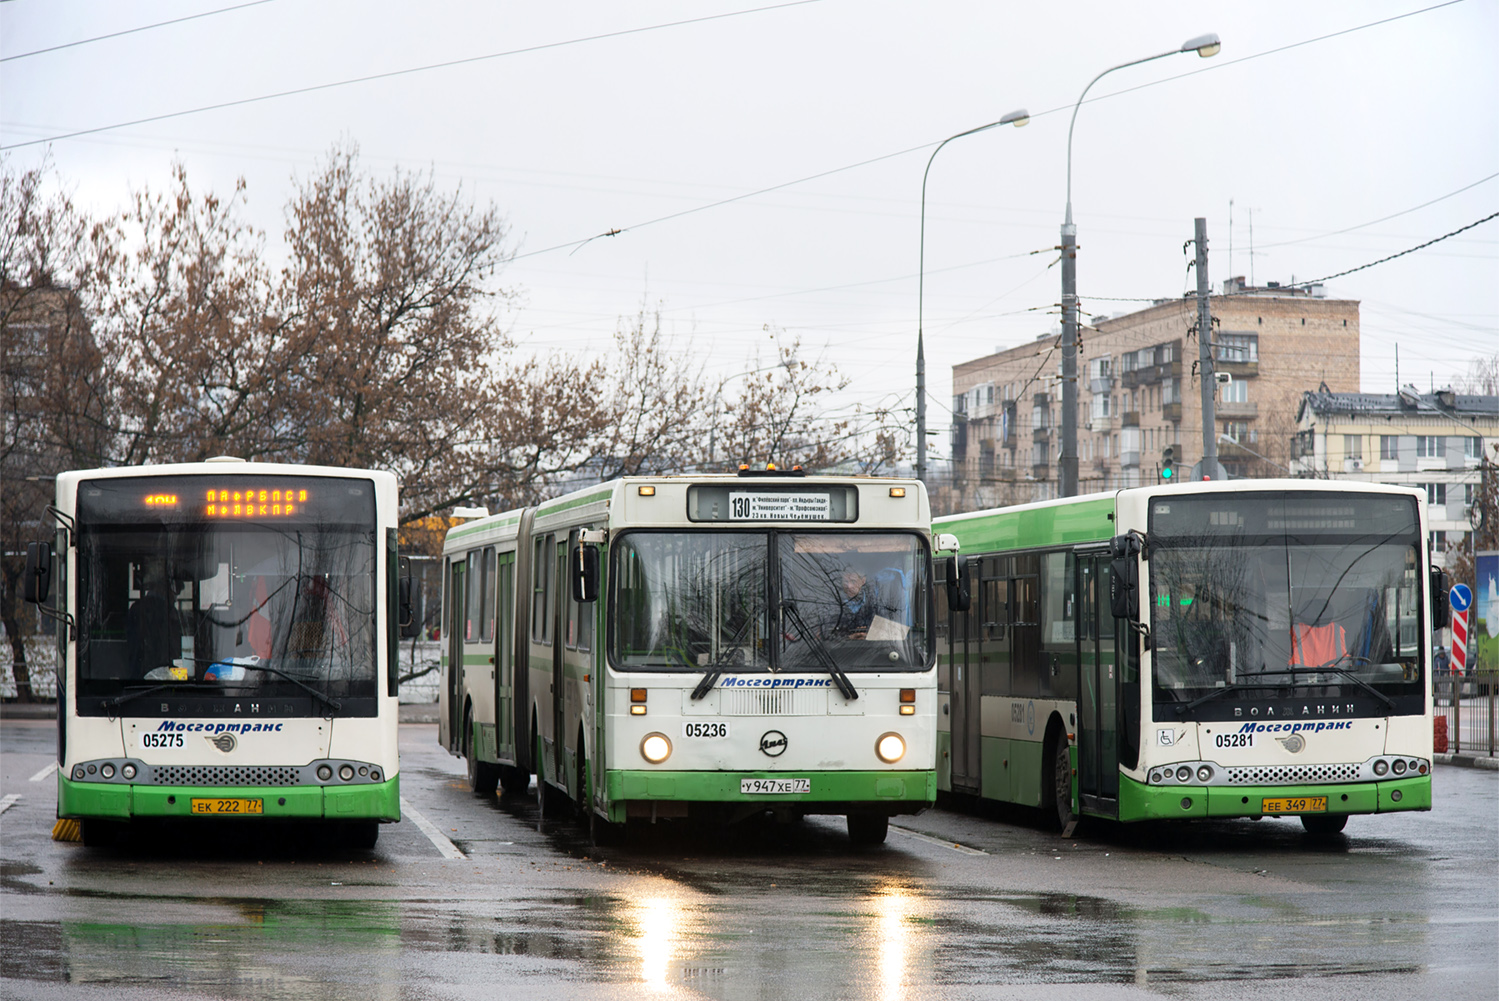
[1434,751,1499,770]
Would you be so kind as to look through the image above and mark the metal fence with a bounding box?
[1435,675,1497,757]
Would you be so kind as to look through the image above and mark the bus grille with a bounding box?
[151,765,302,787]
[1225,762,1362,785]
[719,688,827,716]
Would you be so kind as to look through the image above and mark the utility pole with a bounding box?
[1059,219,1079,496]
[1194,216,1220,480]
[915,333,926,483]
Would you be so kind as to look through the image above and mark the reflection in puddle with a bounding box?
[872,882,919,1001]
[631,896,682,991]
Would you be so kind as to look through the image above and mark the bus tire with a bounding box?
[81,819,123,849]
[847,812,888,846]
[1045,725,1074,833]
[343,820,379,850]
[464,709,500,796]
[498,765,530,796]
[1300,813,1348,836]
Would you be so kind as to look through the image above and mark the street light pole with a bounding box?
[1059,33,1220,497]
[916,108,1030,487]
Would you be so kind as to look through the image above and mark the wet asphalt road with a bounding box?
[2,716,1495,1001]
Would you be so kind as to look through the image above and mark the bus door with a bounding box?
[1075,547,1119,814]
[444,557,465,752]
[494,552,515,762]
[552,537,567,785]
[950,558,981,794]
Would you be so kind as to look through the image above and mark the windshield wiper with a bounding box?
[1271,664,1397,710]
[232,662,343,713]
[105,681,220,712]
[780,601,858,701]
[690,614,757,701]
[1180,681,1273,713]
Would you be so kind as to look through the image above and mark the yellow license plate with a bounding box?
[1261,796,1327,815]
[190,797,263,815]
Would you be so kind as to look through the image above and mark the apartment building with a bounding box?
[1291,386,1499,560]
[946,280,1360,510]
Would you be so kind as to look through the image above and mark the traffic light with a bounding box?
[1161,445,1175,480]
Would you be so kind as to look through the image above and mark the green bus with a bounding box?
[933,479,1446,835]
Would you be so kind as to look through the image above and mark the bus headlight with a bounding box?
[1196,765,1213,783]
[1373,759,1389,776]
[875,732,906,764]
[122,763,137,780]
[1392,758,1407,775]
[640,733,672,764]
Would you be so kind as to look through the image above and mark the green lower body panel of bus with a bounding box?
[605,769,935,819]
[57,775,401,822]
[1114,772,1431,822]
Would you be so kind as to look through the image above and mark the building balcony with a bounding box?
[1032,426,1051,443]
[1216,400,1259,420]
[1031,462,1050,480]
[1120,450,1140,469]
[1162,401,1182,422]
[1216,359,1259,379]
[1121,410,1140,428]
[1089,377,1113,394]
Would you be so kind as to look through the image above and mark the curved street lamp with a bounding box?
[915,108,1030,486]
[1058,33,1220,497]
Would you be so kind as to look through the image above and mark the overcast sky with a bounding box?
[4,0,1496,459]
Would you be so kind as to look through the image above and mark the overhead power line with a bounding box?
[0,0,824,150]
[513,0,1471,259]
[1,1,279,62]
[1256,169,1499,249]
[1289,211,1499,287]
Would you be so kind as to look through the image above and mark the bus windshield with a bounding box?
[612,531,931,673]
[1148,491,1424,718]
[74,475,378,713]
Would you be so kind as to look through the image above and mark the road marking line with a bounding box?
[0,794,20,816]
[400,797,466,859]
[29,763,57,783]
[889,824,988,856]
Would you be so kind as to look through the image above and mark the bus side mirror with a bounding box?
[1431,567,1451,629]
[571,544,600,603]
[398,575,423,638]
[1110,534,1139,620]
[23,542,51,604]
[945,554,970,612]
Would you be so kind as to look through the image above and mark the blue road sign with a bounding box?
[1450,583,1473,613]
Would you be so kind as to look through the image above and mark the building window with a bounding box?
[1162,379,1181,405]
[1464,436,1484,459]
[1090,394,1111,421]
[1345,435,1363,460]
[1223,421,1249,441]
[1380,435,1400,460]
[1221,380,1248,404]
[1431,531,1447,552]
[1216,333,1258,363]
[1426,483,1447,506]
[1465,483,1477,506]
[1416,435,1443,458]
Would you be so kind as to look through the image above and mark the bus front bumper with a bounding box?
[57,774,401,822]
[605,769,935,820]
[1116,772,1431,822]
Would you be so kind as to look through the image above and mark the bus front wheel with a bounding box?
[1300,813,1348,836]
[1045,728,1074,832]
[847,812,889,846]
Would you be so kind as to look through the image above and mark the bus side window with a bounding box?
[531,536,553,645]
[465,550,481,641]
[479,547,496,643]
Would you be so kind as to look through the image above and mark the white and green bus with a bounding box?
[439,469,945,844]
[933,480,1446,835]
[22,461,405,848]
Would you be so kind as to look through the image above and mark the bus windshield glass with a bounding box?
[612,531,930,673]
[1148,491,1423,718]
[74,475,378,713]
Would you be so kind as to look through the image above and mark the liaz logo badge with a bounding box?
[1276,733,1306,754]
[759,730,788,757]
[206,733,237,753]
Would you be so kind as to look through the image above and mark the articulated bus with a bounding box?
[22,461,404,848]
[439,469,943,844]
[933,480,1447,835]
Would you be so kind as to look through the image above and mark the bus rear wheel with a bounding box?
[498,765,531,796]
[847,812,889,846]
[343,820,379,850]
[1300,813,1348,836]
[1046,729,1074,832]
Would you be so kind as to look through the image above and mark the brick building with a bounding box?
[944,280,1360,511]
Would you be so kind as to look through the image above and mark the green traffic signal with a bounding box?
[1162,466,1173,479]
